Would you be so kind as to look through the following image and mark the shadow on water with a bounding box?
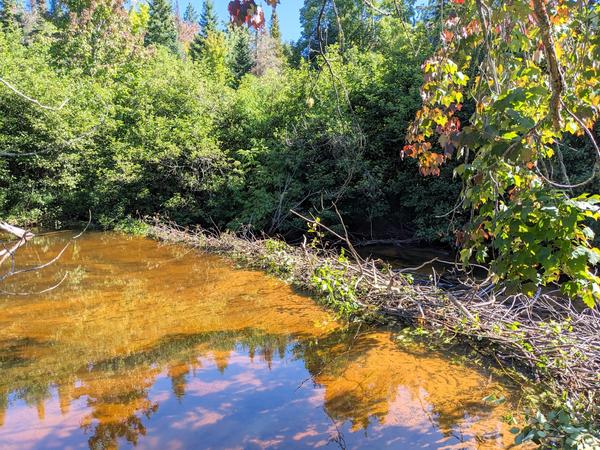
[0,232,525,449]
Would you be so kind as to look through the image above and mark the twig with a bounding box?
[0,76,69,111]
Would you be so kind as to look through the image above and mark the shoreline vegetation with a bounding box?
[146,219,600,449]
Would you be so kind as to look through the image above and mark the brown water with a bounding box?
[357,245,453,274]
[0,232,521,449]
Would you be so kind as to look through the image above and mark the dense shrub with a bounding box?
[1,9,463,244]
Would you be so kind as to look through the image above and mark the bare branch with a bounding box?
[0,76,70,111]
[0,211,91,289]
[0,222,34,266]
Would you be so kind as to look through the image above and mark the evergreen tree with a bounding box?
[189,0,218,61]
[229,27,252,86]
[183,2,197,23]
[269,5,283,60]
[145,0,178,53]
[198,0,217,37]
[189,33,202,60]
[0,0,18,29]
[270,6,280,44]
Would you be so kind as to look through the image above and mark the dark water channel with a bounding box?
[0,233,522,449]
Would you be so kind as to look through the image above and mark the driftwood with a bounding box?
[0,215,90,294]
[148,218,599,422]
[0,222,34,268]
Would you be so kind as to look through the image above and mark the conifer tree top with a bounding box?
[199,0,218,37]
[145,0,178,54]
[183,2,198,23]
[270,6,280,43]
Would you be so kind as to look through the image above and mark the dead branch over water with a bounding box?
[148,220,599,416]
[0,214,90,294]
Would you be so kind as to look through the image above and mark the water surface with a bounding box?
[0,233,520,449]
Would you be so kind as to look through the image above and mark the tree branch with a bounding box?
[0,76,69,111]
[532,0,566,130]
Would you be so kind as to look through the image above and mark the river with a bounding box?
[0,232,522,449]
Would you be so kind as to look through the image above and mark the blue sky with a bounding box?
[185,0,304,42]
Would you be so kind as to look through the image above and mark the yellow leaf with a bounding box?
[565,121,578,134]
[555,42,563,61]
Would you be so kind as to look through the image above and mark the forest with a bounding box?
[1,0,599,294]
[0,0,599,448]
[1,0,444,239]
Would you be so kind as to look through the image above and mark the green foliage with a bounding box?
[192,30,229,83]
[113,217,149,235]
[145,0,178,53]
[406,0,600,305]
[229,27,253,85]
[0,2,454,245]
[297,0,380,56]
[183,3,197,23]
[310,250,360,315]
[55,0,138,75]
[514,391,600,449]
[0,25,231,227]
[13,0,599,264]
[259,238,295,278]
[461,190,600,306]
[130,3,150,35]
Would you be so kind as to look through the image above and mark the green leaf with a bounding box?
[502,131,519,139]
[571,246,600,265]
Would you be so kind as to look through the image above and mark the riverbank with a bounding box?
[147,219,599,449]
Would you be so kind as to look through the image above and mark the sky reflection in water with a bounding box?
[0,233,520,449]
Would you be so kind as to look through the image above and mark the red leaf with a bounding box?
[228,0,266,29]
[249,5,264,29]
[442,29,454,44]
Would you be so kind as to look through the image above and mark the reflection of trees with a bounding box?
[295,328,512,444]
[77,367,161,449]
[0,233,517,448]
[84,403,157,450]
[0,324,515,449]
[0,328,301,448]
[169,363,190,400]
